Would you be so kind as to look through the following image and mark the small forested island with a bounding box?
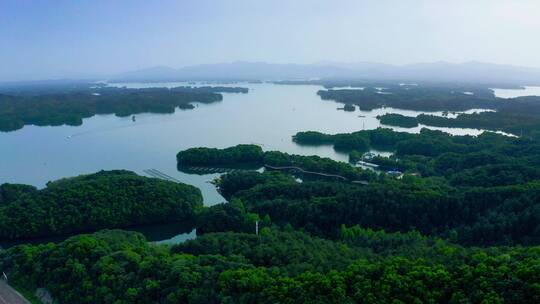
[0,170,203,239]
[377,113,419,128]
[176,144,265,167]
[317,86,500,111]
[343,104,355,111]
[0,86,248,132]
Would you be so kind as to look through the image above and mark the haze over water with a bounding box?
[492,86,540,99]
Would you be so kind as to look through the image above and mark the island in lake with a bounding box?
[0,85,248,132]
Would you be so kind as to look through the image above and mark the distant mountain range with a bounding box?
[111,61,540,85]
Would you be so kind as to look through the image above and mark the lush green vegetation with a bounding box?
[0,86,248,132]
[0,170,203,239]
[2,130,540,301]
[177,144,264,167]
[275,79,506,96]
[343,104,355,111]
[263,151,374,181]
[373,111,540,139]
[173,129,540,247]
[317,86,500,111]
[377,113,419,127]
[194,199,262,235]
[0,183,37,205]
[218,170,540,246]
[176,127,540,247]
[1,228,538,303]
[178,128,540,247]
[318,86,540,138]
[177,144,375,181]
[3,82,540,302]
[416,111,540,138]
[294,128,540,186]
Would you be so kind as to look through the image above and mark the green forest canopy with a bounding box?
[0,86,248,132]
[318,86,540,138]
[0,170,203,239]
[1,228,538,303]
[2,83,540,302]
[2,129,540,301]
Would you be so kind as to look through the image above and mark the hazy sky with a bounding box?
[2,0,540,81]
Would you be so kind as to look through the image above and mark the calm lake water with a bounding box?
[492,86,540,98]
[0,82,523,245]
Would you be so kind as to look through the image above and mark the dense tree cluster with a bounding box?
[173,229,368,275]
[217,171,295,200]
[416,111,540,139]
[318,85,540,138]
[343,104,355,111]
[0,170,203,239]
[0,86,248,132]
[372,111,540,139]
[174,128,540,247]
[317,86,500,111]
[294,128,540,187]
[177,144,265,167]
[220,170,540,246]
[275,79,500,98]
[178,145,375,181]
[1,132,540,301]
[377,113,419,128]
[0,183,36,205]
[263,151,374,181]
[1,229,538,303]
[194,200,261,235]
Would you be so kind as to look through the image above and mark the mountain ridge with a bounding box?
[111,61,540,85]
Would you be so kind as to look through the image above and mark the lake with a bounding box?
[0,82,521,245]
[492,86,540,98]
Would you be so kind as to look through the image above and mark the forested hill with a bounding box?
[1,229,538,303]
[176,131,540,246]
[0,86,248,132]
[112,61,540,84]
[293,128,540,185]
[0,170,203,239]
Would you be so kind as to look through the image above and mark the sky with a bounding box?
[2,0,540,81]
